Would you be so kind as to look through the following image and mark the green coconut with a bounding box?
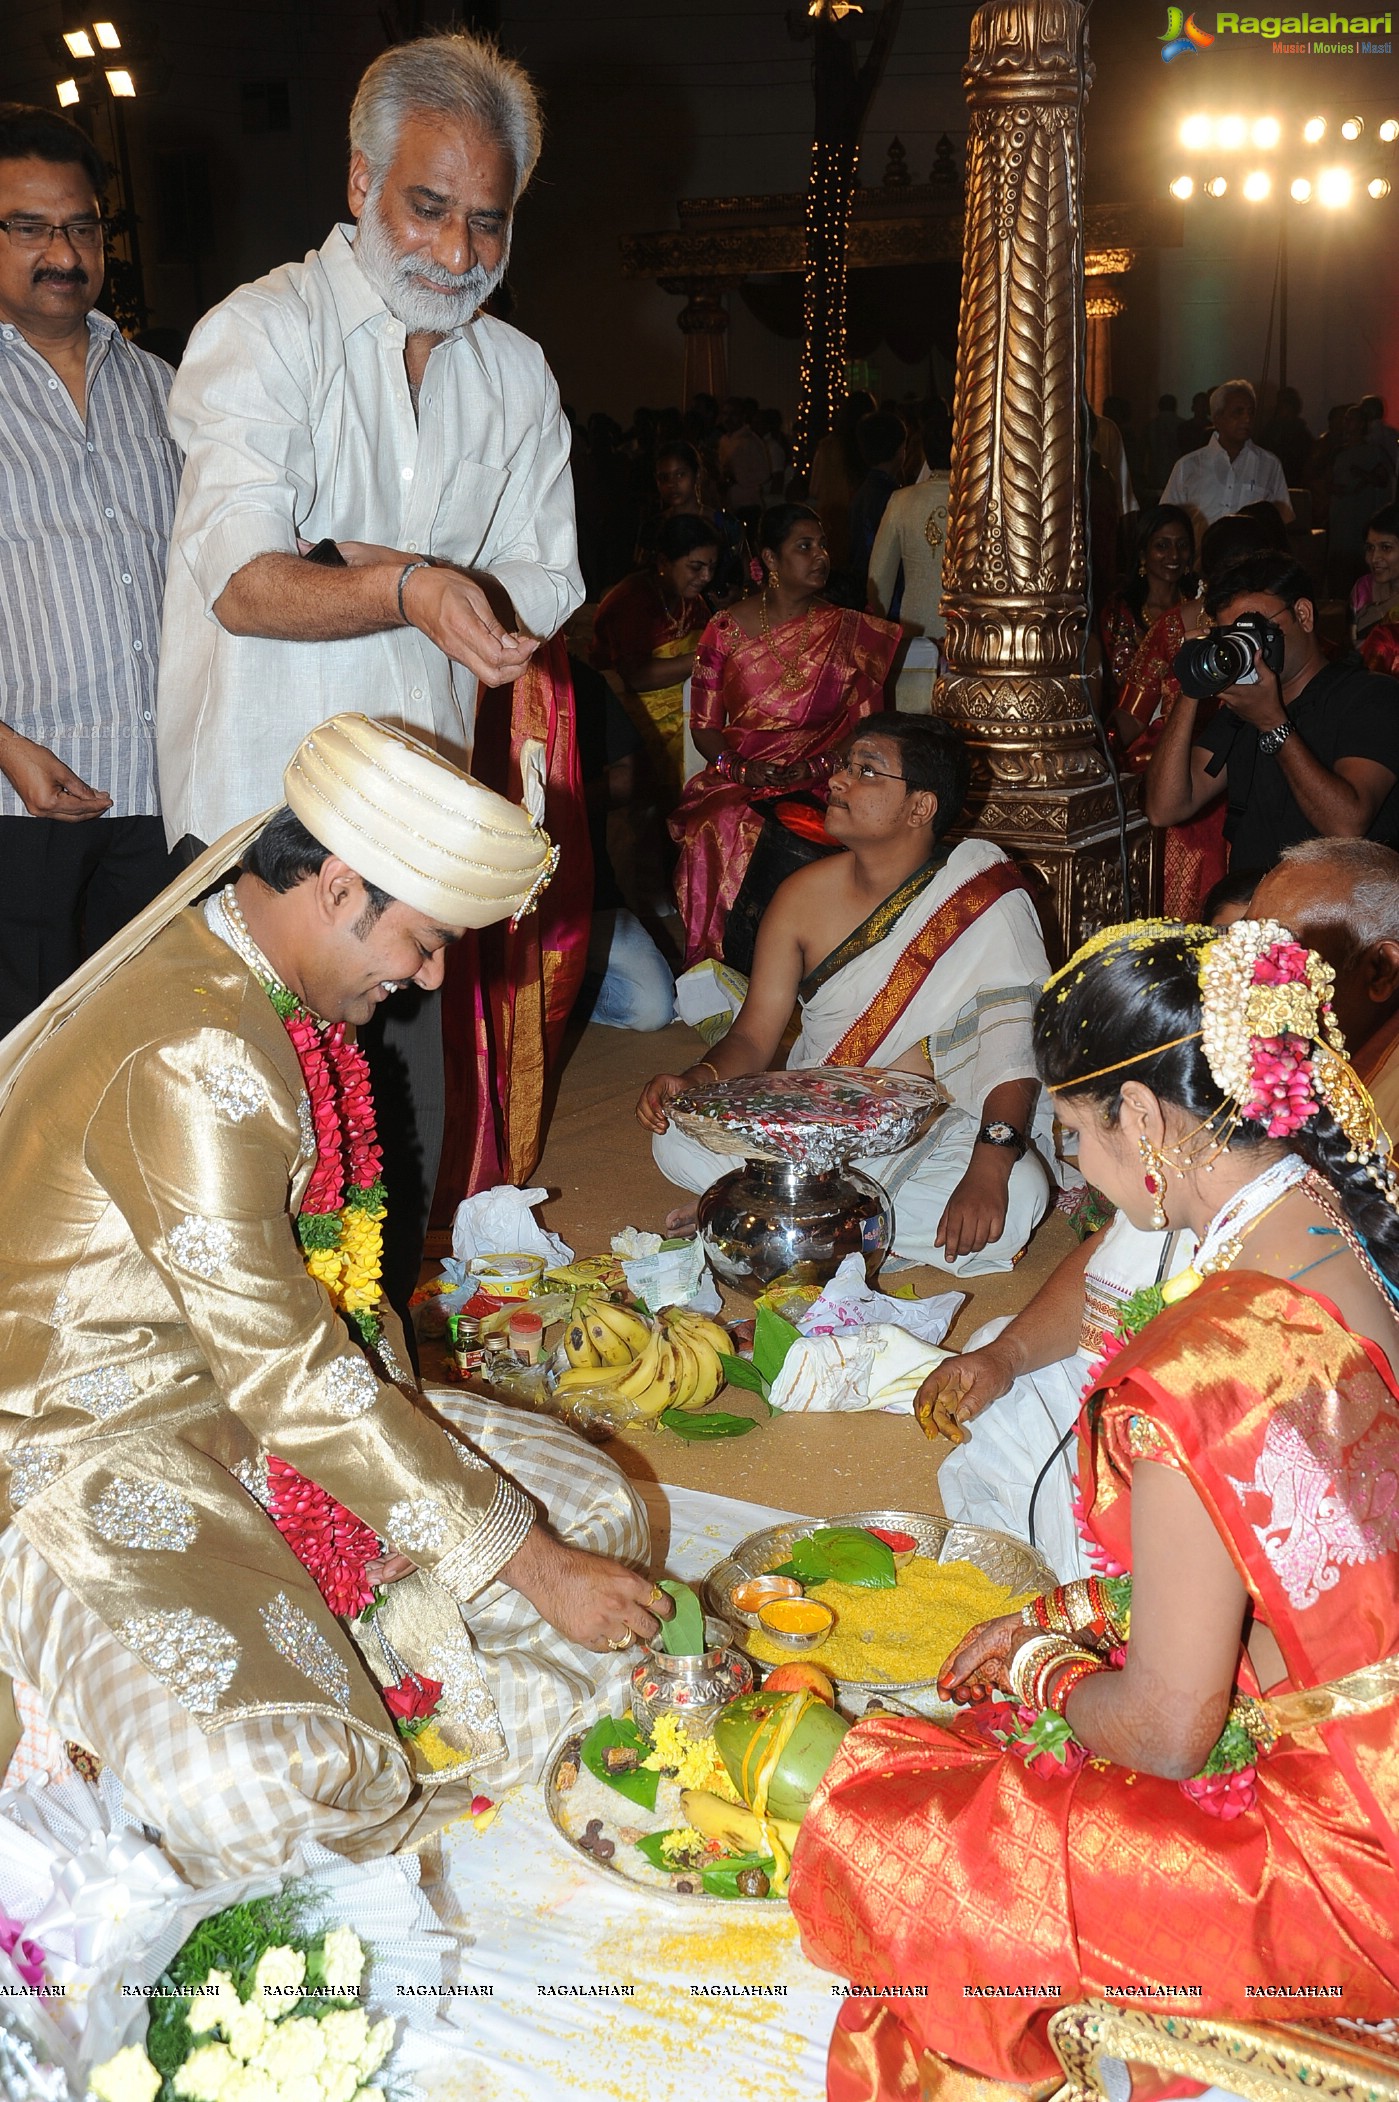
[713,1690,850,1823]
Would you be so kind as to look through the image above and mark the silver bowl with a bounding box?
[696,1157,893,1292]
[703,1507,1056,1710]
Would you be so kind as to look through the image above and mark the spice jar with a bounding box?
[507,1306,544,1364]
[447,1312,484,1380]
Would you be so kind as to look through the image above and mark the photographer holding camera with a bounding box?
[1144,550,1399,873]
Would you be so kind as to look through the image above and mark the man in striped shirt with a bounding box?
[0,104,179,1038]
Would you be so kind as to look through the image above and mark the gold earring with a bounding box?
[1138,1134,1168,1231]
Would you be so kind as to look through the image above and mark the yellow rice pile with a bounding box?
[744,1557,1032,1684]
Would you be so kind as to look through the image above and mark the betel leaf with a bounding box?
[788,1526,896,1590]
[660,1408,758,1441]
[718,1351,768,1396]
[579,1714,660,1810]
[633,1828,703,1873]
[752,1304,802,1385]
[658,1578,705,1656]
[700,1850,780,1900]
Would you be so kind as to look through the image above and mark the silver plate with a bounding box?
[541,1716,781,1913]
[701,1508,1055,1705]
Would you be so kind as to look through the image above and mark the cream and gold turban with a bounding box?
[283,714,557,931]
[0,716,557,1110]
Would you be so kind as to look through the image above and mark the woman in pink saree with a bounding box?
[670,502,899,966]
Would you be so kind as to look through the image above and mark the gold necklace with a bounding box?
[759,582,817,692]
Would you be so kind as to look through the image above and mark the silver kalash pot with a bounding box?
[669,1068,945,1294]
[697,1157,892,1292]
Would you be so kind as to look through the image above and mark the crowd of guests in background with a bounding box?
[574,372,1399,1037]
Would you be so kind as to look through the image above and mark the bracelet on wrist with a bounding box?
[1042,1652,1108,1717]
[689,1058,720,1085]
[396,559,432,625]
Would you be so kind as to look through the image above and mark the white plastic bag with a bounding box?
[796,1252,962,1347]
[450,1186,572,1271]
[767,1323,949,1413]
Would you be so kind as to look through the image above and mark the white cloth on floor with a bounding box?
[937,1217,1192,1580]
[768,1323,950,1412]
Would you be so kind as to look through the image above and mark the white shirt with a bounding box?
[866,473,950,640]
[157,225,583,846]
[1161,433,1292,532]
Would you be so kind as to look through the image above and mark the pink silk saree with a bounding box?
[669,603,898,967]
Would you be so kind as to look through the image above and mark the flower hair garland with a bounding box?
[1198,918,1343,1138]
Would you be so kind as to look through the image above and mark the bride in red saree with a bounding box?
[789,918,1399,2098]
[669,502,898,966]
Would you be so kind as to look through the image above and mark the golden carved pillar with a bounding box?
[1084,246,1133,413]
[933,0,1154,956]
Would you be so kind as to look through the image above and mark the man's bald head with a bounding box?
[1251,838,1399,1053]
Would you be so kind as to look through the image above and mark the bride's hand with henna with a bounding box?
[936,1611,1028,1704]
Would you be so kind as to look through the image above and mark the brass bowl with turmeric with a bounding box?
[755,1597,836,1651]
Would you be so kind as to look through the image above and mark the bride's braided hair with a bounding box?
[1033,919,1399,1290]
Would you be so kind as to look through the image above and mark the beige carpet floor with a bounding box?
[430,1015,1072,1520]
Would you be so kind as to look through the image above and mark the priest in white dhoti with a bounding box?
[640,716,1059,1274]
[917,1215,1194,1579]
[0,715,662,1883]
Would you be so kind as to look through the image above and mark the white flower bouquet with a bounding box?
[88,1898,393,2102]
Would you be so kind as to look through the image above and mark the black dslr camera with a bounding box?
[1172,611,1286,701]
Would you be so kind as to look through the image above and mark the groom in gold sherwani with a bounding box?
[0,714,663,1881]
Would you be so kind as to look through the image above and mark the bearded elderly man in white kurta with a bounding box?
[641,717,1060,1275]
[0,715,660,1885]
[156,32,582,849]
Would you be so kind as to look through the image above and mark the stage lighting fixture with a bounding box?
[1340,116,1364,140]
[1370,178,1393,199]
[1204,176,1229,197]
[93,22,121,46]
[1318,166,1353,207]
[55,77,80,105]
[104,67,134,95]
[1252,117,1281,149]
[1303,117,1327,143]
[1242,170,1271,200]
[1170,174,1195,199]
[1290,177,1313,201]
[62,29,94,56]
[1217,116,1247,150]
[1180,114,1213,150]
[1380,120,1399,143]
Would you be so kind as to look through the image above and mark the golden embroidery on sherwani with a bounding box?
[0,908,530,1766]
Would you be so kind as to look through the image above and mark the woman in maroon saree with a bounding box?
[669,503,898,967]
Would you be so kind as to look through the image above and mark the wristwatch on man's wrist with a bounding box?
[977,1120,1026,1158]
[1257,719,1292,757]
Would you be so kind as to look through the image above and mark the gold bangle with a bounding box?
[691,1059,720,1084]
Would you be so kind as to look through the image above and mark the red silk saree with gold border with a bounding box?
[668,604,899,967]
[789,1273,1399,2094]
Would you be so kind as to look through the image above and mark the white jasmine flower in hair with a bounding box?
[224,1998,268,2064]
[251,1943,306,2004]
[174,2044,240,2102]
[318,2010,371,2067]
[90,2047,162,2102]
[185,1970,241,2036]
[357,2019,394,2079]
[320,1927,365,1996]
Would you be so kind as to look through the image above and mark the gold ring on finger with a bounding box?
[606,1632,632,1652]
[648,1583,664,1606]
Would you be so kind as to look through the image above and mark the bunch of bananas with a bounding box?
[555,1297,732,1422]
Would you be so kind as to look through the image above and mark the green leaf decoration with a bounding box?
[657,1578,706,1656]
[753,1304,802,1385]
[699,1849,779,1900]
[789,1526,896,1590]
[579,1714,660,1810]
[718,1351,769,1396]
[660,1409,758,1441]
